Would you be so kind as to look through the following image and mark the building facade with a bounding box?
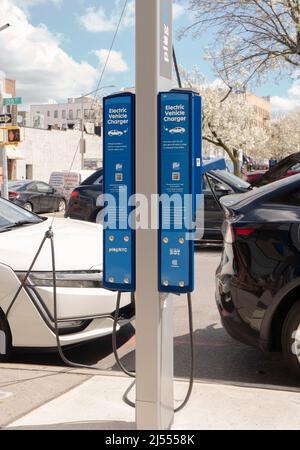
[15,127,102,182]
[245,92,271,128]
[30,96,102,134]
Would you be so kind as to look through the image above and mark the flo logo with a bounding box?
[291,329,300,359]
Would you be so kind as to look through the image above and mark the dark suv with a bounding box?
[216,175,300,375]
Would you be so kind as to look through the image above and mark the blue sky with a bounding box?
[0,0,298,111]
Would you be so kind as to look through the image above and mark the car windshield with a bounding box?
[0,198,42,231]
[211,170,251,189]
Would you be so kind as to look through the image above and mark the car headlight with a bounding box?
[16,270,103,288]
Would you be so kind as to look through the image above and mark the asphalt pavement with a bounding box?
[0,248,300,428]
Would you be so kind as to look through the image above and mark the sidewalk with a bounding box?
[3,369,300,430]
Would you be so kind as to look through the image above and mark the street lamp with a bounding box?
[0,24,10,32]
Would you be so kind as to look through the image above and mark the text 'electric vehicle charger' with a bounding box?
[158,90,202,293]
[103,93,136,292]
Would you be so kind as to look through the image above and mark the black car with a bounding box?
[65,167,252,240]
[65,170,103,223]
[216,174,300,375]
[6,180,66,213]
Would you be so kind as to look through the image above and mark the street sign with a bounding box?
[0,114,12,125]
[3,97,22,106]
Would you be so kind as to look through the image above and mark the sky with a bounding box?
[0,0,299,113]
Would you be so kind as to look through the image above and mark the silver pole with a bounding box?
[0,145,8,199]
[135,0,174,430]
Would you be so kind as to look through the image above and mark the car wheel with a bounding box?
[282,300,300,376]
[57,199,66,213]
[23,202,33,212]
[0,313,12,362]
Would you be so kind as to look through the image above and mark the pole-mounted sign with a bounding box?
[160,0,172,79]
[103,92,135,292]
[0,114,12,125]
[3,97,22,106]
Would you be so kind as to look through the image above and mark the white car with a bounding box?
[169,127,186,134]
[0,198,132,360]
[108,130,123,137]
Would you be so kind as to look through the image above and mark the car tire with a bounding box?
[23,202,33,212]
[57,199,66,213]
[282,300,300,376]
[0,312,12,363]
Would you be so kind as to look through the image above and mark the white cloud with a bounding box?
[173,3,185,20]
[80,0,183,34]
[79,1,135,33]
[79,7,116,33]
[271,80,300,113]
[0,0,98,103]
[13,0,62,11]
[93,49,128,73]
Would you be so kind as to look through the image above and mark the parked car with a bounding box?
[65,169,103,223]
[0,197,133,361]
[65,167,252,241]
[4,180,67,213]
[245,152,300,186]
[216,174,300,375]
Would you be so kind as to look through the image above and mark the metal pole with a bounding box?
[0,145,8,199]
[80,98,85,170]
[135,0,174,430]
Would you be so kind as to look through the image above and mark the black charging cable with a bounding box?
[6,229,195,413]
[112,288,195,413]
[5,227,134,374]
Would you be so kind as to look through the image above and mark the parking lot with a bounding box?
[5,247,300,390]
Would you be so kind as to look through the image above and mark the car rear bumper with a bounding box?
[215,267,261,349]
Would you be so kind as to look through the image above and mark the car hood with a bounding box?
[0,218,103,271]
[252,152,300,187]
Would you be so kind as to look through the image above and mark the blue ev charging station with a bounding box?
[102,0,203,431]
[103,92,135,292]
[158,90,202,293]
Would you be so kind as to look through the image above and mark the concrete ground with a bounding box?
[0,248,299,429]
[4,373,300,430]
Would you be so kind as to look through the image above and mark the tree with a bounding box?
[182,0,300,88]
[268,109,300,158]
[180,67,269,175]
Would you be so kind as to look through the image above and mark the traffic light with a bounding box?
[6,128,21,144]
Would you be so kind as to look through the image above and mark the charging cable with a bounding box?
[5,227,133,374]
[6,227,195,413]
[112,287,195,413]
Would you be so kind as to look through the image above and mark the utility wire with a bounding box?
[90,0,128,111]
[49,0,128,228]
